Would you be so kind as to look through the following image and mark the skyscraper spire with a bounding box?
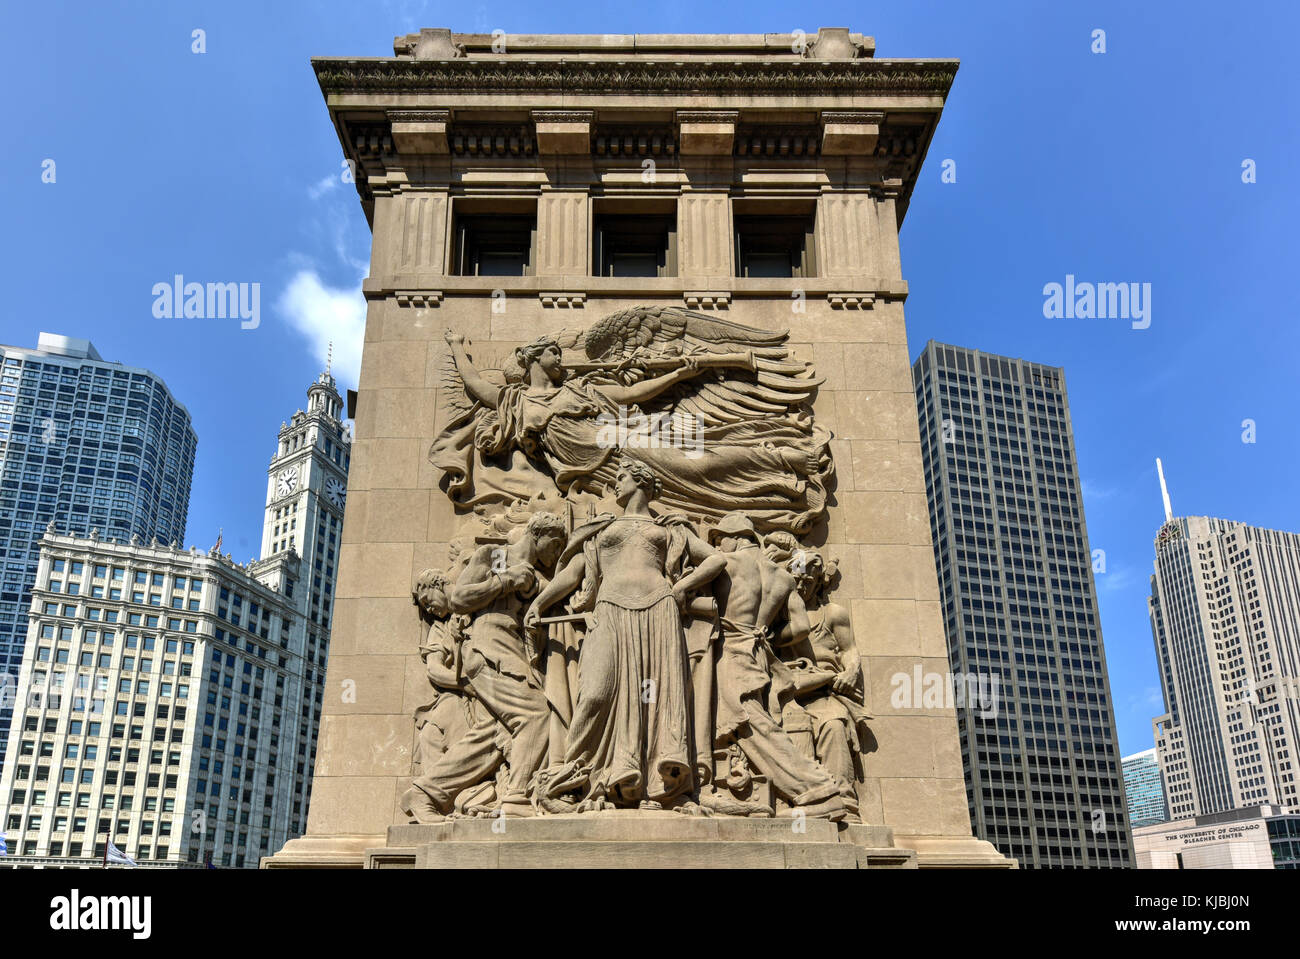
[1156,457,1173,523]
[326,341,333,377]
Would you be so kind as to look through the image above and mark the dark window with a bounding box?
[734,214,816,278]
[452,214,535,277]
[593,214,676,277]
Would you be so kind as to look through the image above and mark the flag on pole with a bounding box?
[105,841,137,867]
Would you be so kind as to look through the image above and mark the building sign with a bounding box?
[1162,821,1263,847]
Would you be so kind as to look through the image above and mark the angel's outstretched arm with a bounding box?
[444,330,501,410]
[594,355,704,407]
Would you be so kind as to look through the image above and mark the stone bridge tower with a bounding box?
[267,27,1010,868]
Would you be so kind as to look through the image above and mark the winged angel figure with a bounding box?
[431,307,833,533]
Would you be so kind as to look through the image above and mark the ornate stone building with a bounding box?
[0,369,348,867]
[0,333,197,773]
[269,27,1010,868]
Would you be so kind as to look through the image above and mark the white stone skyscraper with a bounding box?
[1148,466,1300,820]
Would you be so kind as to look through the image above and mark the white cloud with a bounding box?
[276,269,365,393]
[382,0,435,30]
[308,174,340,200]
[1095,565,1135,594]
[329,216,369,276]
[1081,479,1117,501]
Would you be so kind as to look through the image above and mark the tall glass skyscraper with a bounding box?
[0,334,196,770]
[1122,748,1169,828]
[912,341,1133,867]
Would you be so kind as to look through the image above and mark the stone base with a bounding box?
[261,834,387,869]
[894,835,1018,869]
[263,819,1016,870]
[361,811,915,869]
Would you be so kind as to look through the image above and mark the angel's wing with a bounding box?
[580,306,822,427]
[439,341,514,424]
[439,345,475,424]
[581,306,787,361]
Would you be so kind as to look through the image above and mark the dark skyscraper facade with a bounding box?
[912,340,1133,867]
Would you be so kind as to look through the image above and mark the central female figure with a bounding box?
[526,458,723,809]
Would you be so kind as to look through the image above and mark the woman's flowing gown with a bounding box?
[561,516,695,805]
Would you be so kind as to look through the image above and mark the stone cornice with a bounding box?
[360,274,910,300]
[530,110,597,123]
[676,110,740,123]
[313,57,957,99]
[820,110,886,125]
[387,109,451,123]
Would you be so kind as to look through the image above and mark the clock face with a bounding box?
[325,476,346,508]
[277,466,299,497]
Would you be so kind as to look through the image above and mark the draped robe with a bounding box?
[432,376,830,533]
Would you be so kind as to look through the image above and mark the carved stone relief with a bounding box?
[403,307,870,824]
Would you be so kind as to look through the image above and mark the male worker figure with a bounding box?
[703,512,845,820]
[762,534,869,821]
[400,568,507,822]
[403,511,567,821]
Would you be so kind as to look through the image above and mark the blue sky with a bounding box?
[4,1,1298,756]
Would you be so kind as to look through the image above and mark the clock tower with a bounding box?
[261,365,351,638]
